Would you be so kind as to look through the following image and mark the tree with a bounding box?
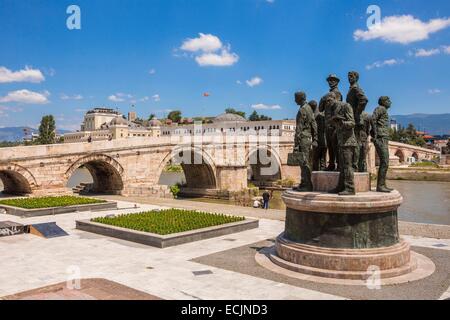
[167,110,182,123]
[37,115,56,145]
[148,114,156,121]
[248,110,272,122]
[225,108,246,118]
[248,111,259,122]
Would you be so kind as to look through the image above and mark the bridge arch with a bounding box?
[395,150,405,164]
[157,147,217,189]
[65,154,124,194]
[246,145,282,186]
[0,164,37,195]
[412,152,419,161]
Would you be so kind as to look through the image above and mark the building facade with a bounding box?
[64,110,296,143]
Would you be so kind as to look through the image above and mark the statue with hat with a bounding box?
[320,74,342,171]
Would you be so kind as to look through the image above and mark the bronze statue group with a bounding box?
[292,71,392,196]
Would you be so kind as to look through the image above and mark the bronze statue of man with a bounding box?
[293,92,318,191]
[311,100,327,171]
[327,74,343,102]
[346,71,368,171]
[358,111,371,172]
[372,96,394,193]
[320,92,338,171]
[330,101,357,196]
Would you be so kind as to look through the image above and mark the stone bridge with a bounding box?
[0,136,440,197]
[388,141,440,165]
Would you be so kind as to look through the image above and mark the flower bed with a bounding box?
[0,196,106,209]
[92,209,245,235]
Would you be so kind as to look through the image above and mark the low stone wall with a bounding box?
[76,218,259,248]
[388,169,450,182]
[399,221,450,239]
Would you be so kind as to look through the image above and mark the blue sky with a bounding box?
[0,0,449,131]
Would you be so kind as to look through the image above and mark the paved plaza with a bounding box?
[0,199,449,300]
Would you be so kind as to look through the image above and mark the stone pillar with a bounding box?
[216,165,248,192]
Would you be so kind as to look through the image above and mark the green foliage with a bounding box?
[164,164,183,173]
[148,114,156,121]
[248,110,272,122]
[247,181,257,189]
[389,123,426,147]
[92,209,245,235]
[276,178,296,188]
[0,196,106,209]
[225,108,246,118]
[37,115,56,145]
[0,141,23,148]
[409,161,439,168]
[167,110,182,123]
[170,184,181,198]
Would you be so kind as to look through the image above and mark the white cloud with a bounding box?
[442,45,450,54]
[108,95,125,102]
[179,34,239,67]
[196,49,239,67]
[60,93,83,100]
[236,80,242,85]
[0,89,50,104]
[281,90,289,94]
[414,48,441,57]
[108,93,133,103]
[366,58,404,70]
[75,108,87,113]
[428,89,441,94]
[181,33,223,52]
[152,94,161,102]
[266,0,275,3]
[140,96,149,102]
[252,103,281,110]
[0,66,45,83]
[246,76,263,87]
[354,15,450,44]
[149,69,156,75]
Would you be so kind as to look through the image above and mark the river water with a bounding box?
[1,168,448,225]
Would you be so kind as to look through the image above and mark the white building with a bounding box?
[64,108,161,144]
[64,109,295,143]
[161,113,296,137]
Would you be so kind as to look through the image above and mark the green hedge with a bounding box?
[92,209,245,235]
[0,196,106,209]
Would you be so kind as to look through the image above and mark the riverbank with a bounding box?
[388,167,450,182]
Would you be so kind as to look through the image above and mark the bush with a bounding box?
[409,161,439,168]
[92,209,245,235]
[170,184,181,198]
[276,178,296,188]
[0,196,105,209]
[164,164,183,173]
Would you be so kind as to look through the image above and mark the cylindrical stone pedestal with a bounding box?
[270,187,419,280]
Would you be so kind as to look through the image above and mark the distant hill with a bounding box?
[0,127,70,142]
[391,114,450,136]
